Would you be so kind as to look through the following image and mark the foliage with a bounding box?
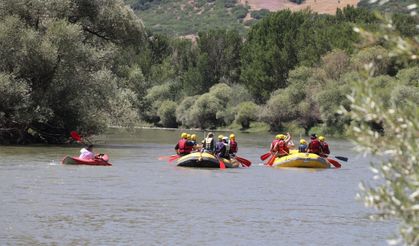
[234,101,259,129]
[358,0,417,14]
[157,100,178,128]
[240,9,359,102]
[130,0,250,35]
[250,9,270,20]
[0,0,147,144]
[344,7,419,244]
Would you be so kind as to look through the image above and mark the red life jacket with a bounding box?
[184,141,193,154]
[277,140,289,156]
[230,140,238,153]
[308,139,323,155]
[178,138,189,154]
[270,139,279,152]
[321,142,330,155]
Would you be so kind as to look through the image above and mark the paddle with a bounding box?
[168,155,180,162]
[235,156,251,167]
[334,156,348,162]
[215,154,226,169]
[70,131,82,142]
[327,158,342,168]
[260,152,271,161]
[158,155,179,161]
[266,153,277,166]
[70,131,92,144]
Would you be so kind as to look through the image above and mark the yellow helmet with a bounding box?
[275,134,281,139]
[279,134,286,140]
[181,132,187,138]
[300,139,307,144]
[319,136,325,142]
[218,135,224,140]
[191,134,197,141]
[230,134,235,139]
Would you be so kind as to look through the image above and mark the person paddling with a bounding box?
[202,132,216,153]
[307,134,323,155]
[319,136,330,157]
[276,134,290,157]
[215,135,227,159]
[285,132,294,149]
[79,144,95,160]
[270,135,280,154]
[190,134,199,151]
[299,139,308,152]
[175,133,194,156]
[229,134,238,157]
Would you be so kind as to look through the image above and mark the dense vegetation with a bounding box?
[126,0,253,35]
[0,0,148,143]
[0,1,418,144]
[358,0,417,14]
[345,6,419,244]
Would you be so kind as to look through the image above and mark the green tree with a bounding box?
[241,10,358,102]
[345,11,419,244]
[157,100,178,128]
[0,0,147,143]
[234,101,259,129]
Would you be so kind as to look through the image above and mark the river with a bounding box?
[0,129,395,245]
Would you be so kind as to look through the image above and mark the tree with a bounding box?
[0,0,147,143]
[157,100,178,128]
[344,10,419,244]
[234,101,259,129]
[240,10,358,102]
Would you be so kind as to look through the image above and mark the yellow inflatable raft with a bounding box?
[272,150,331,169]
[176,152,240,168]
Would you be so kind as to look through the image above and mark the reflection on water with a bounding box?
[0,129,394,245]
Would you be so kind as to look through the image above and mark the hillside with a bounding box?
[126,0,361,36]
[240,0,360,14]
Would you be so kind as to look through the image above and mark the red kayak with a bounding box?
[61,154,112,166]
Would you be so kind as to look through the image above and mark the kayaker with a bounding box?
[307,134,324,155]
[298,139,308,153]
[202,132,216,153]
[229,134,238,156]
[319,136,330,157]
[215,135,227,159]
[79,144,95,160]
[175,133,194,156]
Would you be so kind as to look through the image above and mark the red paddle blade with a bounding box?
[168,155,180,163]
[236,156,251,167]
[260,152,271,161]
[158,156,171,161]
[327,158,342,168]
[70,131,81,141]
[267,154,276,166]
[219,159,226,169]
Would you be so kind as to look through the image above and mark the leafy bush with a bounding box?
[157,100,178,127]
[234,101,259,129]
[250,9,270,20]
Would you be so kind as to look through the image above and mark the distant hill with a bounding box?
[357,0,417,14]
[240,0,360,14]
[125,0,364,36]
